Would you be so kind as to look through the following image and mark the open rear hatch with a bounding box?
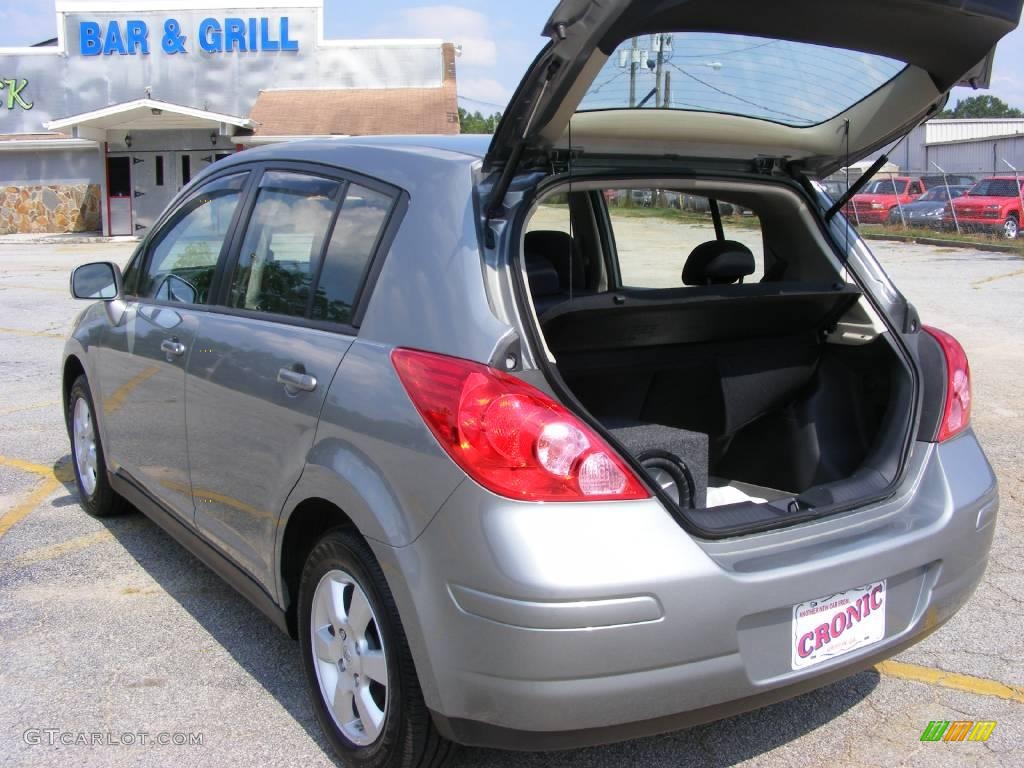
[485,0,1022,192]
[500,1,1020,536]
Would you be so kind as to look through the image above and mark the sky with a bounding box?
[1,0,1022,114]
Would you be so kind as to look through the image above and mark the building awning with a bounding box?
[43,98,255,140]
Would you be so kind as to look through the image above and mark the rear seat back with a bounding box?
[542,283,863,458]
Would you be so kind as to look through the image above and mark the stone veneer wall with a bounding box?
[0,184,101,234]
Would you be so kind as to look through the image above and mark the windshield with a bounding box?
[863,180,907,195]
[969,178,1022,197]
[919,187,965,202]
[577,33,907,127]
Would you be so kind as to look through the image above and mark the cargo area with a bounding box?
[521,183,915,535]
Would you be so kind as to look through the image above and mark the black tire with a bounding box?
[67,374,129,518]
[298,529,455,768]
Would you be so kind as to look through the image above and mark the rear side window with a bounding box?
[602,188,765,289]
[227,171,341,318]
[135,172,248,303]
[311,184,393,324]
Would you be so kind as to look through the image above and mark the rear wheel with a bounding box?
[67,375,128,518]
[1002,214,1019,239]
[298,529,454,768]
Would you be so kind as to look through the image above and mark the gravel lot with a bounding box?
[0,232,1021,768]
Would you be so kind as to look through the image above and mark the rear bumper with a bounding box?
[372,431,997,749]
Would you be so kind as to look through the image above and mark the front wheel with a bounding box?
[298,529,454,768]
[1002,214,1019,239]
[67,375,129,517]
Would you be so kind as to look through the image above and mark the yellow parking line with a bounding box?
[876,660,1024,704]
[0,456,75,538]
[10,529,114,567]
[972,267,1024,288]
[0,400,60,417]
[0,455,55,478]
[0,326,65,339]
[0,476,61,539]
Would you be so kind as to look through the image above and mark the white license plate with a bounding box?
[791,580,886,670]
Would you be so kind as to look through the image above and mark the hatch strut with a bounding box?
[825,153,890,222]
[485,63,557,220]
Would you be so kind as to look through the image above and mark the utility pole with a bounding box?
[664,71,671,109]
[654,34,665,108]
[629,37,638,107]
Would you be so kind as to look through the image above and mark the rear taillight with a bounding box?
[924,326,971,442]
[392,348,649,501]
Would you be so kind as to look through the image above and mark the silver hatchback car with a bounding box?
[63,1,1018,766]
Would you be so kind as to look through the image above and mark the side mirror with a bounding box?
[70,262,123,300]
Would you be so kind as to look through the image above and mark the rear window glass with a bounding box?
[578,33,905,127]
[602,189,764,289]
[969,179,1022,197]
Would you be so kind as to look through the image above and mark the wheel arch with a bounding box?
[278,497,361,638]
[62,354,86,425]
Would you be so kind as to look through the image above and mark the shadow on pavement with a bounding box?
[93,504,335,757]
[95,500,878,768]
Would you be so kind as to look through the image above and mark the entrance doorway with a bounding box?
[106,156,132,236]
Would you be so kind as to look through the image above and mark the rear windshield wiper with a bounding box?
[825,154,890,222]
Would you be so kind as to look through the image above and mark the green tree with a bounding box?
[939,95,1024,118]
[458,107,502,134]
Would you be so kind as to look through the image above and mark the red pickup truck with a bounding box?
[844,177,926,224]
[945,176,1023,239]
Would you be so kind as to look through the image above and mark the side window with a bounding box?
[311,183,393,324]
[909,182,922,195]
[602,188,765,289]
[137,172,248,303]
[227,171,341,318]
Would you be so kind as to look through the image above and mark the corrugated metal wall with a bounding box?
[926,119,1024,144]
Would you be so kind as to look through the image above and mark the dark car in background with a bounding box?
[888,185,971,227]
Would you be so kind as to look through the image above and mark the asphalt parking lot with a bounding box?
[1,234,1022,767]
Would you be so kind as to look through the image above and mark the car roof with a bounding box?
[193,134,491,195]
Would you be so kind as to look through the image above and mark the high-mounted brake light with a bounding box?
[391,348,649,501]
[924,326,971,442]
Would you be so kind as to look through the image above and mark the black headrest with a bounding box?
[524,251,561,297]
[682,240,756,286]
[524,230,585,291]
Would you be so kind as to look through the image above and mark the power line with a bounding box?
[589,69,628,95]
[669,39,778,59]
[457,94,506,110]
[666,61,809,123]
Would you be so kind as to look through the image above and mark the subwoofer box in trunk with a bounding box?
[606,422,709,509]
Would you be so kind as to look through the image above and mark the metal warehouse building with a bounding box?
[0,0,458,236]
[879,118,1024,178]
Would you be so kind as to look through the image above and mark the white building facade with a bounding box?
[0,0,457,235]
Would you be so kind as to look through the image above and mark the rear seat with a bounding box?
[541,271,862,462]
[523,230,596,313]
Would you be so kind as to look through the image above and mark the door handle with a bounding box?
[160,339,187,359]
[277,367,317,394]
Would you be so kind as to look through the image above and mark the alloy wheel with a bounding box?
[310,569,389,746]
[72,397,98,497]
